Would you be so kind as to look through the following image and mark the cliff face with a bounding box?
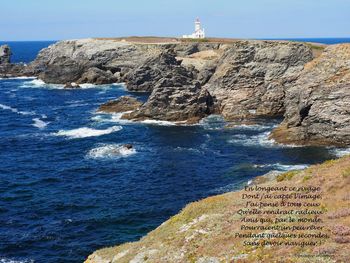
[204,41,313,120]
[85,156,350,263]
[271,44,350,146]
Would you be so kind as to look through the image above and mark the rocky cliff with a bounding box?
[17,38,312,124]
[271,44,350,146]
[4,38,350,146]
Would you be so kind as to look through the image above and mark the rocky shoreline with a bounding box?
[3,38,347,146]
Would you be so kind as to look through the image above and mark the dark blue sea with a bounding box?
[0,40,349,263]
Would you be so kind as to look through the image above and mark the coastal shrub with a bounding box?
[302,175,312,182]
[276,170,299,182]
[306,43,326,51]
[341,167,350,178]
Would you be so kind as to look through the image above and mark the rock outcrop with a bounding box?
[1,39,328,130]
[124,83,216,123]
[204,41,313,120]
[0,45,11,64]
[3,38,312,124]
[123,49,195,92]
[28,39,218,86]
[271,44,350,146]
[98,96,143,113]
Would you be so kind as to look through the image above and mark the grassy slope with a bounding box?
[86,156,350,263]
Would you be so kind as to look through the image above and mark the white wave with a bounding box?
[20,78,64,89]
[140,119,177,126]
[20,79,124,90]
[0,103,35,116]
[0,76,36,80]
[87,144,136,159]
[228,131,301,148]
[258,163,309,171]
[78,83,99,89]
[54,126,122,139]
[229,123,277,131]
[0,258,34,263]
[228,131,276,147]
[32,118,49,129]
[92,112,187,126]
[328,147,350,157]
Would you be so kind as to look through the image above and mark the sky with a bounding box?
[1,0,349,41]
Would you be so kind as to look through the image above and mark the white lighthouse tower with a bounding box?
[183,18,206,39]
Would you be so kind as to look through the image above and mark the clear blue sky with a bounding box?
[1,0,349,40]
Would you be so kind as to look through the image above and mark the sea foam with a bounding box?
[87,144,136,159]
[20,79,124,90]
[54,126,122,139]
[328,147,350,157]
[92,112,189,126]
[32,118,49,129]
[0,103,35,116]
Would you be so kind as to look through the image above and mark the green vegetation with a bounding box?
[342,167,350,178]
[276,170,300,182]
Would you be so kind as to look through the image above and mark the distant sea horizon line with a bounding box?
[1,37,350,42]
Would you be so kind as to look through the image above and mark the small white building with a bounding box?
[183,18,205,39]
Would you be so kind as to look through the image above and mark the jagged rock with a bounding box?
[271,44,350,146]
[25,39,220,87]
[124,83,217,123]
[123,49,195,92]
[37,57,84,84]
[204,41,313,120]
[123,144,133,149]
[98,96,143,113]
[0,45,11,64]
[77,67,117,84]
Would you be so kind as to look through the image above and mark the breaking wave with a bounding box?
[87,144,136,159]
[92,112,187,126]
[32,118,49,129]
[0,103,35,116]
[54,126,122,139]
[228,131,302,148]
[228,131,276,147]
[328,147,350,157]
[20,79,124,89]
[0,76,36,80]
[0,258,34,263]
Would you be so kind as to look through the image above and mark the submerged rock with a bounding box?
[98,96,143,113]
[271,44,350,146]
[124,82,217,123]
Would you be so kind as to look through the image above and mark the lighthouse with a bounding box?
[182,18,206,39]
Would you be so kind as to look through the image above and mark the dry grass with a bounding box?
[86,155,350,263]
